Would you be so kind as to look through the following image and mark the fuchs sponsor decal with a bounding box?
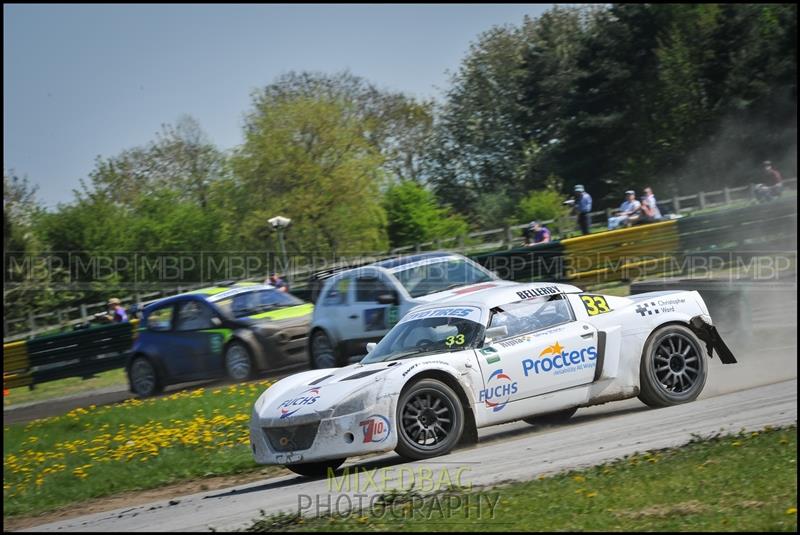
[278,387,321,419]
[399,306,481,324]
[516,286,560,300]
[478,369,518,412]
[522,341,597,376]
[359,415,390,443]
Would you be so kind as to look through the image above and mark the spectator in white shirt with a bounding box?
[640,187,662,222]
[608,190,642,230]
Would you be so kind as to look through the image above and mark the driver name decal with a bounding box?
[516,286,560,300]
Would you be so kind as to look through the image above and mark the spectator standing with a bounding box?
[268,272,289,293]
[607,190,642,230]
[573,185,592,235]
[106,298,128,323]
[522,221,551,246]
[640,187,662,223]
[763,160,784,200]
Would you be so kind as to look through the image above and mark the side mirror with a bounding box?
[211,317,222,327]
[366,342,377,353]
[484,325,508,343]
[377,291,398,305]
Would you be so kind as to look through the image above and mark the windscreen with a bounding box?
[392,258,495,298]
[362,306,484,363]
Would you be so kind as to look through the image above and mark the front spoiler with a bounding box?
[689,316,737,364]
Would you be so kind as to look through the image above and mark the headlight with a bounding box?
[331,390,372,417]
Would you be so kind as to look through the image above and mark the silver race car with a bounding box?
[250,282,736,476]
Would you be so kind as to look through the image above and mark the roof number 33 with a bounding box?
[581,295,611,316]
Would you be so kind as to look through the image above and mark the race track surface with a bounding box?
[21,345,797,532]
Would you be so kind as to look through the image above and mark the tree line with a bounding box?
[4,3,796,320]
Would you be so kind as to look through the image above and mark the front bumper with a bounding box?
[250,398,398,465]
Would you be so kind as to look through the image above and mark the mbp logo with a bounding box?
[478,369,518,412]
[278,387,321,419]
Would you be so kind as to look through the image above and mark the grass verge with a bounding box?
[244,425,798,532]
[3,379,278,518]
[4,368,128,408]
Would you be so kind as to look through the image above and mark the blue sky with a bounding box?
[4,4,552,208]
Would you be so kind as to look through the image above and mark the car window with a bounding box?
[214,289,303,318]
[175,301,216,331]
[355,276,392,303]
[322,277,351,306]
[147,305,173,332]
[487,294,573,342]
[393,258,494,298]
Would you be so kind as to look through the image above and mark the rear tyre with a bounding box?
[286,457,346,478]
[395,379,464,460]
[129,356,163,398]
[225,341,254,382]
[523,407,578,426]
[638,324,708,408]
[310,330,338,369]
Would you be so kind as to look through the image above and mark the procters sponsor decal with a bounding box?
[478,369,518,412]
[359,415,390,443]
[277,387,321,419]
[522,341,597,377]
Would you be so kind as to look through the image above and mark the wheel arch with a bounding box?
[226,330,266,371]
[399,369,479,446]
[126,351,166,394]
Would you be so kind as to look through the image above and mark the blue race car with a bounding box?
[126,283,313,397]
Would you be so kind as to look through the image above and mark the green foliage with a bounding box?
[231,96,388,255]
[383,181,469,247]
[515,187,572,235]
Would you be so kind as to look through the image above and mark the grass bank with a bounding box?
[245,425,798,532]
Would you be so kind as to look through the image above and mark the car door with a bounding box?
[478,294,599,403]
[165,299,224,380]
[340,273,396,357]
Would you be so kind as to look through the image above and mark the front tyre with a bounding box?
[225,341,254,382]
[129,356,163,398]
[395,379,464,460]
[523,407,578,426]
[638,324,708,408]
[286,457,346,478]
[310,330,338,369]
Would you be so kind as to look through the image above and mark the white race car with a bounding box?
[250,282,736,476]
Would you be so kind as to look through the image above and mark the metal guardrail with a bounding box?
[3,178,796,340]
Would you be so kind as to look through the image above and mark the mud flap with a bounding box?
[690,316,737,364]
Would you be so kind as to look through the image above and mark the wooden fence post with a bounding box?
[28,312,36,332]
[723,187,731,204]
[698,191,706,210]
[673,196,681,213]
